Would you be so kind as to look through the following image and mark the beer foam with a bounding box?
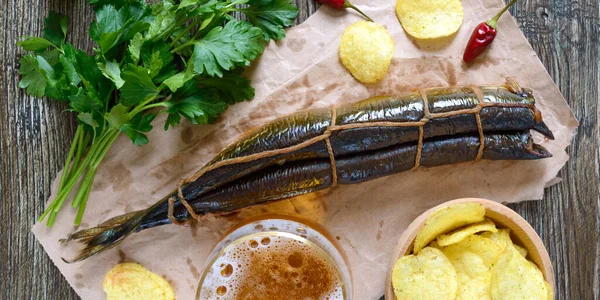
[198,233,345,300]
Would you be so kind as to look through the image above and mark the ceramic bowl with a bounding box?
[385,198,555,299]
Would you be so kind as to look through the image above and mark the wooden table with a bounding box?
[1,0,598,299]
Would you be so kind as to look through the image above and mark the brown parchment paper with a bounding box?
[33,0,578,299]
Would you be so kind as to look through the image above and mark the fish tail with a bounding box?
[62,206,158,263]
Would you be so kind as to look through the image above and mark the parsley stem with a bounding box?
[45,150,98,225]
[171,41,195,53]
[58,125,82,190]
[73,130,92,172]
[170,19,201,48]
[71,166,97,209]
[170,11,228,53]
[74,176,94,226]
[128,95,160,118]
[42,128,119,226]
[192,12,227,40]
[71,129,120,208]
[91,129,120,169]
[139,102,169,111]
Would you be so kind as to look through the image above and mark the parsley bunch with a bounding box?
[18,0,298,226]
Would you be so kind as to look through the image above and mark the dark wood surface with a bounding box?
[1,0,598,299]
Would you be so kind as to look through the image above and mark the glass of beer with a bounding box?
[196,214,352,299]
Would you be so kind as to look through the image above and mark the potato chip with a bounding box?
[339,21,394,84]
[414,202,485,253]
[480,229,528,257]
[104,262,175,300]
[455,272,492,300]
[490,246,548,300]
[395,0,464,39]
[392,247,458,300]
[514,244,528,258]
[437,218,497,246]
[480,228,512,249]
[439,235,502,277]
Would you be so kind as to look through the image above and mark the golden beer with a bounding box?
[196,215,352,299]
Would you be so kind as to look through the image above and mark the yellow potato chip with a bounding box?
[395,0,464,39]
[414,202,486,253]
[392,247,458,300]
[480,228,512,249]
[490,246,548,300]
[339,21,394,84]
[455,272,492,300]
[514,244,528,258]
[440,235,502,277]
[480,228,528,257]
[437,235,495,299]
[104,262,175,300]
[437,218,497,246]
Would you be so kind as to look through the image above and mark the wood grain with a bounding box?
[0,0,597,299]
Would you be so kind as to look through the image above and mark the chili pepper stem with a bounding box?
[486,0,518,28]
[343,2,373,22]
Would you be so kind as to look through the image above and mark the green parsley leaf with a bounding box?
[164,112,181,129]
[163,63,195,92]
[17,37,55,53]
[141,43,174,80]
[197,68,254,104]
[105,103,130,128]
[98,60,125,88]
[198,13,216,31]
[64,46,114,103]
[18,54,47,97]
[18,52,61,99]
[148,51,164,78]
[120,64,159,105]
[45,75,79,101]
[72,48,103,86]
[185,0,225,14]
[242,0,298,41]
[43,12,67,46]
[35,55,58,87]
[178,0,198,9]
[78,112,99,128]
[128,32,143,64]
[144,0,177,42]
[163,73,187,92]
[59,44,82,86]
[70,92,104,112]
[89,2,152,53]
[120,113,156,145]
[191,19,265,77]
[163,80,227,129]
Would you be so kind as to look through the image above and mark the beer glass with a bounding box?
[196,214,352,299]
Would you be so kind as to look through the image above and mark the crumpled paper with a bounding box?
[33,0,578,299]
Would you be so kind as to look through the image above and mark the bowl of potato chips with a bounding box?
[385,198,554,300]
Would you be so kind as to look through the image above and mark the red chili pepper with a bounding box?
[463,0,518,63]
[316,0,373,22]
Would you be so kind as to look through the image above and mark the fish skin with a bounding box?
[147,131,549,228]
[167,87,550,218]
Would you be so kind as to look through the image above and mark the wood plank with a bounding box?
[0,0,597,299]
[506,1,599,299]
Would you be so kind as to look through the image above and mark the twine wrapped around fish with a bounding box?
[63,78,554,262]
